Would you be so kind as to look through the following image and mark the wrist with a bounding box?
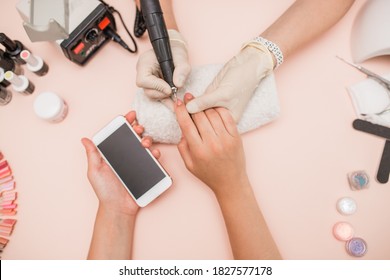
[240,46,274,73]
[98,203,139,219]
[213,175,253,202]
[168,29,187,48]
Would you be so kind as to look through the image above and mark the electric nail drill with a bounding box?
[140,0,177,100]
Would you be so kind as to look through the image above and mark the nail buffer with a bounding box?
[352,119,390,139]
[353,119,390,183]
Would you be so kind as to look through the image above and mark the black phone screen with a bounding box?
[97,124,166,199]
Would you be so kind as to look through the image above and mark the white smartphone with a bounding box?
[92,115,172,207]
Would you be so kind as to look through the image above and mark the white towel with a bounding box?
[131,64,280,144]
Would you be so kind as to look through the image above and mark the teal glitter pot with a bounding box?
[348,171,369,190]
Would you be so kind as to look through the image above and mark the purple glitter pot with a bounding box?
[346,237,367,257]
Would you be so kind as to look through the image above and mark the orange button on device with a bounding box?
[98,17,111,30]
[73,42,85,55]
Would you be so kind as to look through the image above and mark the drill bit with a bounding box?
[171,86,178,102]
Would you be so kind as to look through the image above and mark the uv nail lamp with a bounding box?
[351,0,390,63]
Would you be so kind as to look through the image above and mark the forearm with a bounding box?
[160,0,178,30]
[87,205,137,260]
[261,0,355,59]
[216,178,281,260]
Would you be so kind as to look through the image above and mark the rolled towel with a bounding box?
[131,64,280,144]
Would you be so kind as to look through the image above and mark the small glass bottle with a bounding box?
[0,49,23,75]
[4,71,34,95]
[0,86,12,105]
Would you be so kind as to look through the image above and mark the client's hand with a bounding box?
[175,94,282,260]
[175,93,248,197]
[81,111,161,216]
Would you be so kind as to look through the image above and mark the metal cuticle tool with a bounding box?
[336,56,390,89]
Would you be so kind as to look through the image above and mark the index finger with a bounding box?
[175,99,202,146]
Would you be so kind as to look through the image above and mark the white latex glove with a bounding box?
[136,29,191,103]
[185,44,274,122]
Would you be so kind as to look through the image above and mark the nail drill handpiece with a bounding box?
[140,0,177,99]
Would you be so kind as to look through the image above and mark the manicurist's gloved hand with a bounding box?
[185,42,275,122]
[136,29,191,102]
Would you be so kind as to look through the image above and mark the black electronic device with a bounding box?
[60,3,116,65]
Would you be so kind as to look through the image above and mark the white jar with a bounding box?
[33,92,68,122]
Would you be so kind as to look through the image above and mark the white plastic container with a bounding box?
[33,92,68,122]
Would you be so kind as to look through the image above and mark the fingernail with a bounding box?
[177,99,183,106]
[186,102,198,113]
[185,93,193,100]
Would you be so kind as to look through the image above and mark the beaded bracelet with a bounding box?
[243,36,284,69]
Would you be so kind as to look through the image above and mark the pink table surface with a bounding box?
[1,0,389,260]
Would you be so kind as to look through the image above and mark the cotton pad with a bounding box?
[347,73,390,127]
[131,64,280,144]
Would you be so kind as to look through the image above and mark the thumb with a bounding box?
[185,91,223,113]
[144,88,172,100]
[173,62,191,88]
[138,75,173,99]
[185,64,229,113]
[81,138,103,169]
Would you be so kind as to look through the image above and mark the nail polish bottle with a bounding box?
[4,71,35,95]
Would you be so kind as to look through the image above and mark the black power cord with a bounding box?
[99,0,138,53]
[134,5,147,38]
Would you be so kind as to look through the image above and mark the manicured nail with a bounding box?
[177,99,183,106]
[185,93,193,100]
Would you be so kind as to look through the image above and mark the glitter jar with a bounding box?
[346,237,367,257]
[336,197,357,215]
[333,222,354,241]
[348,170,369,190]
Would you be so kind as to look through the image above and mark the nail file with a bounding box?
[353,119,390,183]
[377,140,390,183]
[353,119,390,139]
